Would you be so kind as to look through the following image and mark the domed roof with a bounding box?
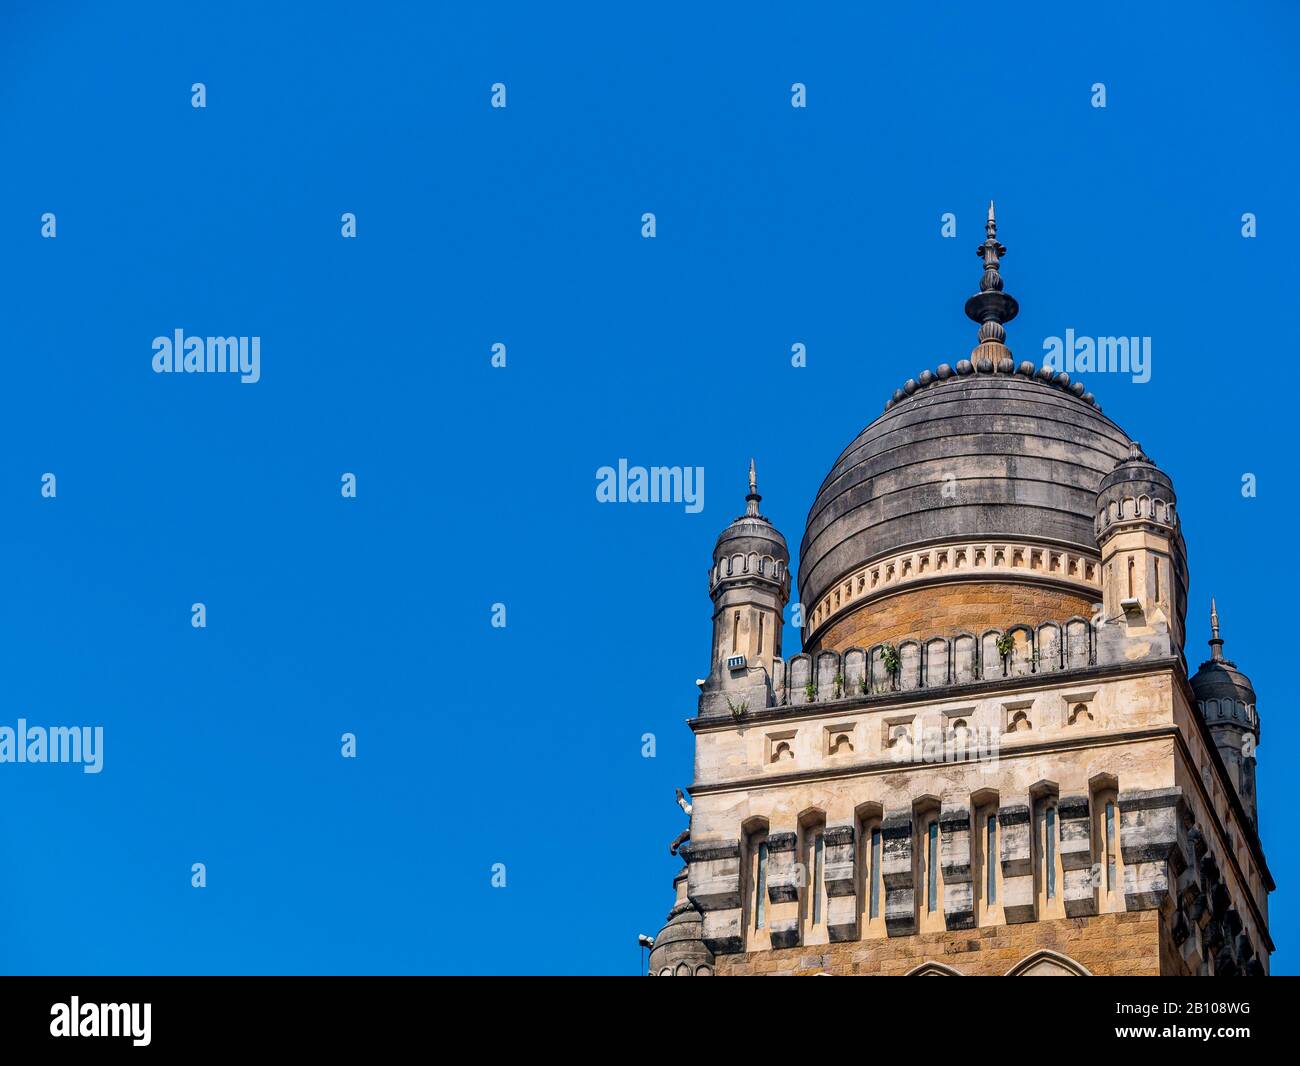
[647,870,714,976]
[798,368,1134,617]
[1097,442,1178,514]
[1192,658,1256,706]
[1190,601,1257,713]
[714,460,788,566]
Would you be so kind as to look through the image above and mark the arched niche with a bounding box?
[1004,949,1092,976]
[905,960,963,976]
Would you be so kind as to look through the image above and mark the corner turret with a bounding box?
[699,461,790,718]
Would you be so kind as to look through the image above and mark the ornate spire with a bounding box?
[964,200,1020,366]
[745,458,761,516]
[1209,598,1225,661]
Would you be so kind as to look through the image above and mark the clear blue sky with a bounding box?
[0,2,1296,975]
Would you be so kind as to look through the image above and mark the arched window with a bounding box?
[905,961,963,976]
[742,823,770,951]
[1005,950,1092,976]
[1090,778,1121,911]
[972,792,1001,925]
[915,802,944,932]
[1105,799,1116,890]
[1034,791,1064,918]
[1045,806,1056,900]
[800,812,827,942]
[857,807,884,938]
[869,825,882,919]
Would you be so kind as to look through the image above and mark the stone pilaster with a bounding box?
[764,832,801,949]
[823,824,858,943]
[998,804,1035,924]
[683,839,743,955]
[1058,795,1097,917]
[881,814,916,937]
[939,807,974,930]
[1119,787,1188,912]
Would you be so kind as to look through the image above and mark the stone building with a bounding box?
[646,206,1271,977]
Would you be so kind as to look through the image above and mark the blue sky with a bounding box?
[0,1,1296,974]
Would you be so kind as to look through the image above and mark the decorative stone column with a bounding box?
[1058,795,1097,917]
[881,813,916,936]
[939,807,974,930]
[998,804,1035,924]
[684,839,743,955]
[1119,787,1188,912]
[823,823,858,942]
[764,832,801,949]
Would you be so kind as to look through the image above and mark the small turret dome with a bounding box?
[647,870,714,976]
[1190,600,1258,729]
[1095,442,1180,539]
[712,460,789,587]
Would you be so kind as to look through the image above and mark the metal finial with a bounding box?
[1209,598,1224,661]
[745,458,761,516]
[964,200,1019,359]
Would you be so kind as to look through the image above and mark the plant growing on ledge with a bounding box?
[804,681,818,703]
[860,673,870,695]
[880,643,901,675]
[726,696,748,722]
[995,632,1015,659]
[833,671,844,699]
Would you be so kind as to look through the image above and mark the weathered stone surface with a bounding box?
[998,804,1034,924]
[715,911,1163,976]
[1058,795,1097,918]
[823,824,856,896]
[765,832,799,905]
[881,814,916,937]
[826,894,858,943]
[701,908,742,956]
[769,919,799,950]
[939,808,974,930]
[683,839,741,913]
[1119,787,1186,911]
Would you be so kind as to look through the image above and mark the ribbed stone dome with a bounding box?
[1191,657,1257,709]
[647,870,714,976]
[714,514,788,565]
[713,461,789,570]
[798,371,1134,618]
